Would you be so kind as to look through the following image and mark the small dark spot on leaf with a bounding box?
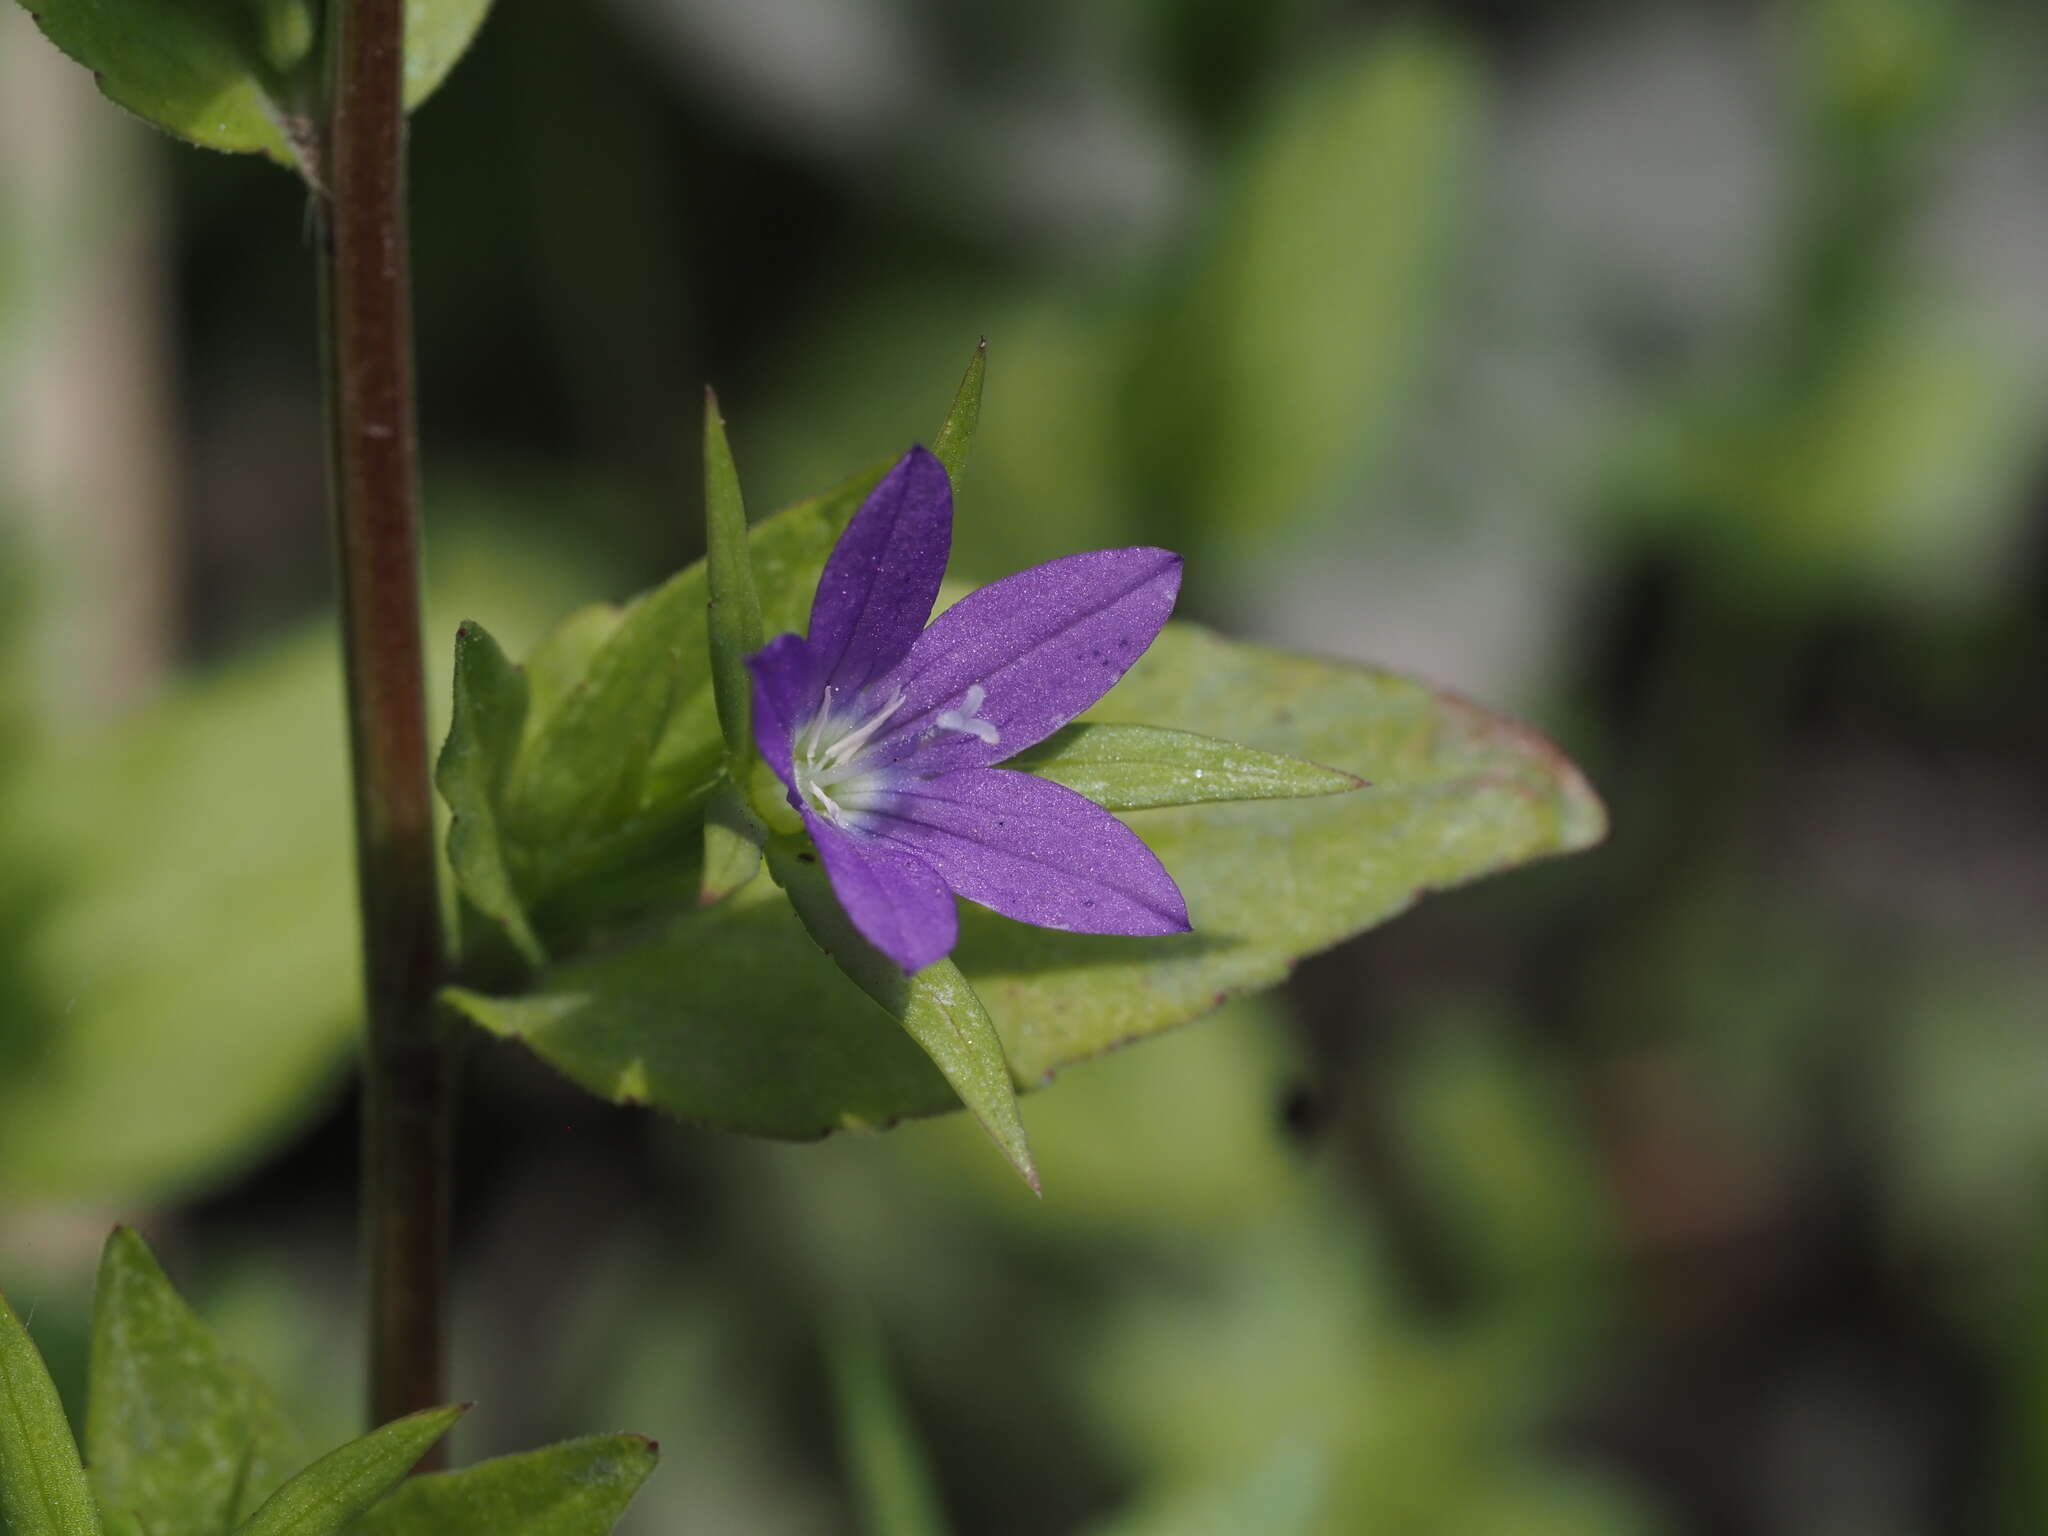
[797,851,816,863]
[1280,1081,1327,1144]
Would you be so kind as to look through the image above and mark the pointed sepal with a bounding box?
[703,389,766,779]
[0,1281,101,1536]
[930,338,987,493]
[229,1406,467,1536]
[766,839,1038,1193]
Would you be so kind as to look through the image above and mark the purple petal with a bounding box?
[806,810,959,971]
[859,768,1189,938]
[746,632,821,798]
[806,446,953,698]
[868,547,1182,776]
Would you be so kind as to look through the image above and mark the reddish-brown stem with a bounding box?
[316,0,452,1450]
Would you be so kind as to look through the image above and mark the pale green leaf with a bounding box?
[0,1285,100,1536]
[697,780,765,908]
[401,0,495,112]
[767,839,1038,1193]
[929,340,986,493]
[827,1313,949,1536]
[436,620,542,965]
[703,389,764,775]
[1008,723,1360,812]
[15,0,497,172]
[16,0,302,165]
[351,1434,658,1535]
[228,1406,465,1536]
[86,1228,310,1534]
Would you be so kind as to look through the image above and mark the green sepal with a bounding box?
[703,389,765,777]
[436,621,543,966]
[930,339,987,492]
[766,838,1038,1194]
[1009,722,1361,811]
[87,1227,309,1533]
[0,1283,101,1536]
[229,1405,467,1536]
[350,1434,659,1534]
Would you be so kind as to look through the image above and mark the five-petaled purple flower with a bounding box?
[747,445,1190,972]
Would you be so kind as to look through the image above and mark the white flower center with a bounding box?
[792,683,1001,824]
[792,686,907,823]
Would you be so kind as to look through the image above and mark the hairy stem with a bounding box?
[316,0,452,1449]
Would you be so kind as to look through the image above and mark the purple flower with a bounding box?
[747,446,1190,972]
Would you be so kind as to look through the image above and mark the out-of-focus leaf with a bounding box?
[0,1284,99,1536]
[703,390,764,776]
[14,0,496,173]
[929,340,986,492]
[1083,1446,1324,1536]
[86,1228,310,1533]
[437,621,541,965]
[1635,312,2048,613]
[447,615,1603,1141]
[0,629,357,1202]
[697,780,765,908]
[767,840,1038,1193]
[351,1434,658,1535]
[400,0,495,111]
[1009,723,1360,811]
[15,0,301,165]
[229,1406,465,1536]
[1127,31,1478,554]
[826,1313,949,1536]
[0,520,592,1206]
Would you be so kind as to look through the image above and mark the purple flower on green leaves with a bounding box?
[748,446,1189,972]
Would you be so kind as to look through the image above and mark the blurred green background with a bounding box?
[4,0,2047,1530]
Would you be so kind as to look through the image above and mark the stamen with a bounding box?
[797,686,837,760]
[937,683,999,746]
[819,691,906,770]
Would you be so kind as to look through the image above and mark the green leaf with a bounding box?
[86,1228,310,1533]
[826,1313,949,1536]
[447,619,1603,1143]
[351,1434,658,1535]
[1008,723,1361,812]
[501,576,696,891]
[697,780,765,908]
[401,0,495,112]
[766,839,1038,1194]
[229,1406,466,1536]
[15,0,496,173]
[929,340,986,493]
[0,1284,100,1536]
[703,389,764,776]
[437,621,542,965]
